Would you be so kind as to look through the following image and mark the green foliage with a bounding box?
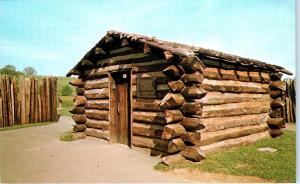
[0,65,22,76]
[57,76,75,96]
[57,96,73,116]
[155,131,296,183]
[61,85,73,96]
[23,66,37,76]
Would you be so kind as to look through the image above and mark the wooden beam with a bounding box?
[201,101,270,118]
[202,79,270,93]
[199,92,271,105]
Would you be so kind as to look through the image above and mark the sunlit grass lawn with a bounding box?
[57,96,73,116]
[155,130,296,183]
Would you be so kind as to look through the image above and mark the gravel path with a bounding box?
[0,116,184,183]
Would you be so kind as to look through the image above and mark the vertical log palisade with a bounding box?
[67,30,292,164]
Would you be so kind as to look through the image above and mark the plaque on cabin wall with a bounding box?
[137,77,156,98]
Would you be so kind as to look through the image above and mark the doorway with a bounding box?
[109,70,132,147]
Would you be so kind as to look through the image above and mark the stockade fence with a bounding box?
[284,78,296,123]
[0,75,57,127]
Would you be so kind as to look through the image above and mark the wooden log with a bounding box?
[84,78,108,89]
[72,114,87,124]
[133,111,165,124]
[7,77,13,125]
[180,117,204,131]
[85,118,109,130]
[199,92,271,105]
[201,101,270,118]
[85,109,109,120]
[269,128,283,138]
[73,124,87,132]
[85,59,171,79]
[67,69,81,77]
[133,99,161,111]
[132,136,168,152]
[81,59,94,67]
[181,131,201,145]
[132,122,164,138]
[203,67,270,83]
[201,113,269,132]
[165,110,184,123]
[133,136,185,153]
[181,146,205,162]
[162,124,186,139]
[179,56,204,72]
[85,99,109,110]
[164,51,174,61]
[133,110,183,124]
[168,80,185,92]
[96,52,159,67]
[95,47,106,55]
[143,44,151,54]
[25,78,31,123]
[180,71,204,84]
[69,78,85,87]
[270,73,283,81]
[71,132,86,140]
[168,138,186,153]
[202,79,270,93]
[73,96,87,106]
[40,78,46,122]
[121,38,129,46]
[270,90,284,99]
[270,99,285,108]
[160,93,185,109]
[69,107,85,114]
[269,109,282,118]
[162,65,184,79]
[84,88,109,99]
[199,124,268,146]
[267,118,284,129]
[161,154,187,166]
[269,81,286,91]
[46,77,51,121]
[51,77,57,121]
[180,102,202,116]
[85,128,109,140]
[181,86,207,99]
[200,131,270,154]
[76,88,85,95]
[0,98,3,127]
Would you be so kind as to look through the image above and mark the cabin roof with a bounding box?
[67,30,292,76]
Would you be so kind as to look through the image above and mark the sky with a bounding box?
[0,0,295,77]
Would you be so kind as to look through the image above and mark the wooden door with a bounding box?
[109,70,131,146]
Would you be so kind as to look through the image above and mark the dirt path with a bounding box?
[0,116,276,183]
[0,116,184,183]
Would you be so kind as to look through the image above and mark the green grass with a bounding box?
[56,76,76,96]
[59,130,74,141]
[155,130,296,183]
[0,122,55,131]
[57,96,74,116]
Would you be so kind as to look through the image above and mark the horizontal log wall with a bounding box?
[69,34,281,161]
[267,73,286,137]
[196,65,272,148]
[0,76,57,127]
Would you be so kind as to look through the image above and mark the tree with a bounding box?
[61,85,73,96]
[23,66,37,76]
[0,65,22,76]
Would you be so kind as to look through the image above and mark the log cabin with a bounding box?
[67,30,292,163]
